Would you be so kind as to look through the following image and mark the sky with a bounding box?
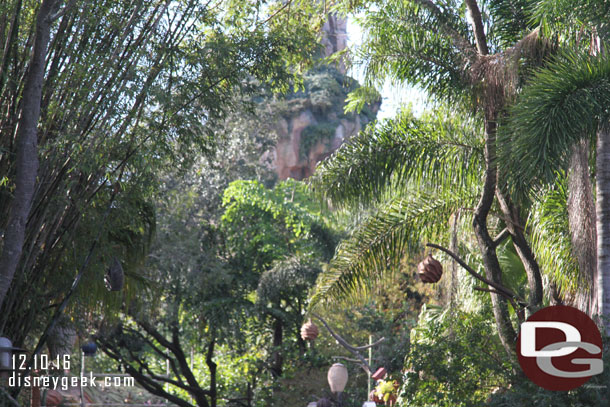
[345,16,428,119]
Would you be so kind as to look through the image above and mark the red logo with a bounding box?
[516,305,603,391]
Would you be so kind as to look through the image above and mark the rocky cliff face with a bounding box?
[269,15,378,181]
[269,67,378,180]
[321,14,348,74]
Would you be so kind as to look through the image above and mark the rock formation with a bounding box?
[269,15,379,181]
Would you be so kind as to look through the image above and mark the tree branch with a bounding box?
[413,0,478,63]
[170,326,209,406]
[331,356,371,374]
[258,0,293,26]
[121,326,185,386]
[311,313,384,374]
[493,228,510,247]
[96,337,195,407]
[495,190,543,311]
[464,0,488,55]
[206,334,217,407]
[474,287,524,323]
[472,114,517,357]
[426,243,526,306]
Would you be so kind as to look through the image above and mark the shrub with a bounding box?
[398,305,510,407]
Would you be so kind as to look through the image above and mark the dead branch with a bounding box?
[311,313,385,374]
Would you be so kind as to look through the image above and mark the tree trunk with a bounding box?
[495,190,543,315]
[0,0,59,308]
[596,123,610,335]
[473,117,517,358]
[464,0,488,55]
[271,318,283,378]
[567,139,598,316]
[206,337,217,407]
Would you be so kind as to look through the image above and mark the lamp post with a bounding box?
[80,340,97,407]
[327,363,348,406]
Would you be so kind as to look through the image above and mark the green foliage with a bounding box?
[350,0,475,103]
[310,192,476,307]
[531,0,610,41]
[344,85,382,116]
[270,64,379,160]
[309,108,484,306]
[496,239,529,302]
[500,51,610,197]
[400,303,610,407]
[277,66,360,117]
[526,176,580,294]
[486,0,534,49]
[0,0,329,349]
[257,256,321,307]
[311,109,483,209]
[399,306,510,407]
[487,339,610,406]
[221,179,332,274]
[343,298,415,374]
[300,121,338,159]
[307,68,348,112]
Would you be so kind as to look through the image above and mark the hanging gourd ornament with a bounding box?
[417,254,443,283]
[300,319,319,341]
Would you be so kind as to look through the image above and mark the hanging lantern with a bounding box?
[300,319,319,341]
[417,254,443,283]
[81,341,97,357]
[328,363,348,393]
[0,337,12,370]
[105,257,124,291]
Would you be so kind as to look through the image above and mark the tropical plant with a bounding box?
[309,0,591,358]
[310,104,525,356]
[0,0,324,354]
[374,379,399,405]
[398,305,509,407]
[221,179,337,378]
[501,51,610,335]
[493,0,610,333]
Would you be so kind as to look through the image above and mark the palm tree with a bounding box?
[310,0,552,357]
[519,0,610,319]
[502,52,610,334]
[310,110,484,304]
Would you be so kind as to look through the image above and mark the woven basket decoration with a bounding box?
[300,319,319,341]
[417,254,443,283]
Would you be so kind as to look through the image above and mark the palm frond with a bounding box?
[500,51,610,196]
[531,0,610,41]
[526,177,579,294]
[486,0,533,49]
[356,0,475,101]
[310,190,478,308]
[311,110,483,208]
